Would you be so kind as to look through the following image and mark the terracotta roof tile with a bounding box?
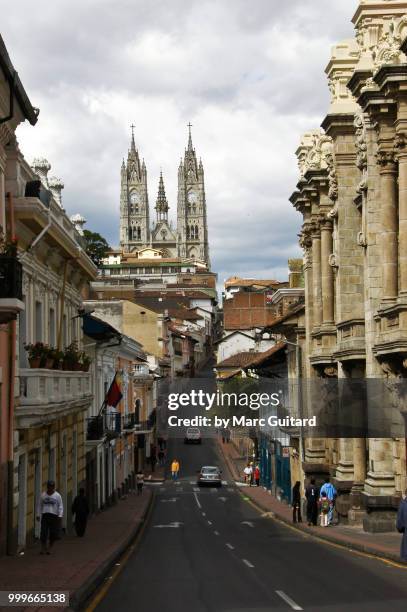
[216,342,286,369]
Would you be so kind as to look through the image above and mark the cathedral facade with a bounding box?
[119,127,210,267]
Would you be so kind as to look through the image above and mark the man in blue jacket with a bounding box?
[319,477,337,525]
[396,491,407,562]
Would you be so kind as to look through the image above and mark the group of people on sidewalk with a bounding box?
[36,481,90,555]
[243,462,261,487]
[292,477,337,527]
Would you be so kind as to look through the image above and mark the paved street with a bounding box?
[93,436,407,612]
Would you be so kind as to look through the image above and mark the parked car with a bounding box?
[184,427,202,444]
[197,466,222,487]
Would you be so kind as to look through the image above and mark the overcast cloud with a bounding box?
[3,0,357,286]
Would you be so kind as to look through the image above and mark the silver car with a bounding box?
[197,466,222,487]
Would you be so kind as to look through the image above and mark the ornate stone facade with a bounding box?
[290,0,407,532]
[119,127,210,267]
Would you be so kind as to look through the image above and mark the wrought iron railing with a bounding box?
[86,412,122,440]
[122,412,137,430]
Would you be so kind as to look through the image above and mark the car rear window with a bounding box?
[202,467,219,474]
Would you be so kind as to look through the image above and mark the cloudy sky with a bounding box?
[3,0,357,285]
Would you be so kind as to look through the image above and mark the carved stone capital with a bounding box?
[376,148,396,167]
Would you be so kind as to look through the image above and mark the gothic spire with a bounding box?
[187,122,194,152]
[155,171,169,221]
[130,123,136,153]
[184,123,198,181]
[127,124,141,181]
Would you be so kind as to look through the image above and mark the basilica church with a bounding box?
[119,127,210,267]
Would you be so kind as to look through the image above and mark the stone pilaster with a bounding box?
[321,219,334,325]
[396,128,407,295]
[312,225,322,330]
[377,146,398,302]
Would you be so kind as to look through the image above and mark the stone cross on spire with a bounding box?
[187,122,194,151]
[130,123,136,152]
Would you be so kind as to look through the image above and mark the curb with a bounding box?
[242,491,406,567]
[218,441,406,567]
[69,491,155,610]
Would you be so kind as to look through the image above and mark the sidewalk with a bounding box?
[219,439,405,566]
[0,488,153,612]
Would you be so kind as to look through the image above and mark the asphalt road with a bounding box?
[94,434,407,612]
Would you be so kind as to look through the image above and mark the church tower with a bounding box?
[119,127,150,251]
[177,125,210,266]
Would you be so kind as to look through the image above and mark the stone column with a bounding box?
[397,133,407,295]
[312,226,322,328]
[348,438,367,525]
[378,150,398,301]
[321,219,334,324]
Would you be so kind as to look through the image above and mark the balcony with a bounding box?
[16,369,93,428]
[0,256,24,323]
[122,412,137,431]
[86,412,122,441]
[133,363,151,378]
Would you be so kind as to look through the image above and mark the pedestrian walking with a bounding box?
[243,463,252,485]
[171,459,180,480]
[36,480,63,555]
[396,489,407,562]
[292,481,302,523]
[305,477,319,526]
[136,470,145,495]
[319,491,330,527]
[319,477,337,524]
[254,465,260,487]
[71,488,90,537]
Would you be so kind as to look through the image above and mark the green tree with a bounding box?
[83,230,110,266]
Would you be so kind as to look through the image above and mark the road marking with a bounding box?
[210,488,217,493]
[207,520,213,525]
[214,530,220,536]
[153,522,183,529]
[160,498,177,503]
[242,492,407,571]
[227,487,234,493]
[242,559,255,568]
[202,512,206,517]
[194,492,202,509]
[235,481,249,487]
[193,487,200,492]
[226,543,234,550]
[275,590,303,610]
[241,521,254,528]
[222,480,228,485]
[218,496,227,502]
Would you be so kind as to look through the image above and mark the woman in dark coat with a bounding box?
[396,494,407,561]
[292,481,302,523]
[305,477,319,526]
[72,488,90,537]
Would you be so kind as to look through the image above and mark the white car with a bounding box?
[184,427,202,444]
[197,466,222,487]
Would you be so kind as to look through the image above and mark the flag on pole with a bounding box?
[106,372,123,408]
